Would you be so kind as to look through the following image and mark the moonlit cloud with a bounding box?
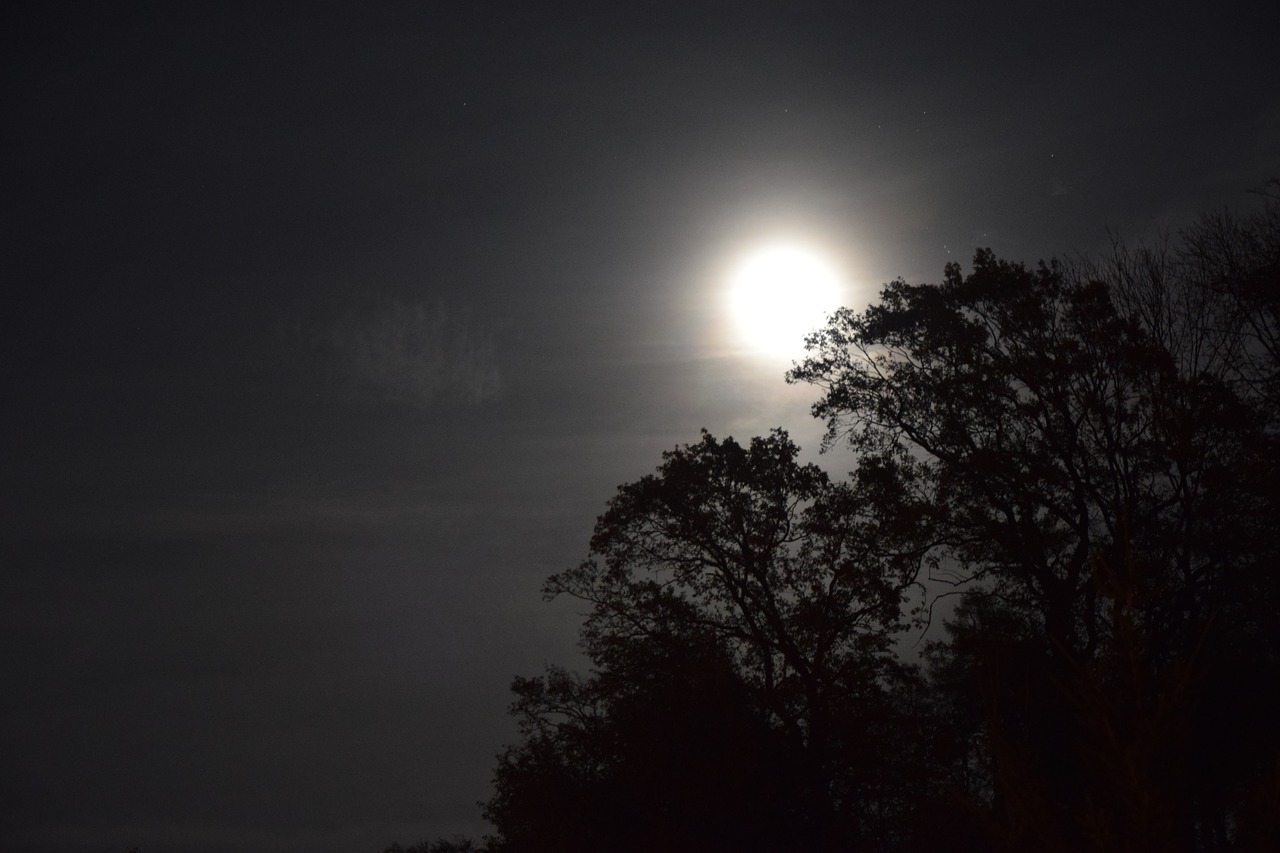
[325,300,501,407]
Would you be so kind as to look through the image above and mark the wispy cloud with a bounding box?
[324,300,501,407]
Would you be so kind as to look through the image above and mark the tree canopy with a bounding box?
[784,192,1280,849]
[484,430,951,851]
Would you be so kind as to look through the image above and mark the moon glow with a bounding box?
[729,245,842,358]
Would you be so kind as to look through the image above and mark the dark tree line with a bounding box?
[387,186,1280,852]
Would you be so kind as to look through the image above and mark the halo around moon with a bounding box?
[728,244,843,358]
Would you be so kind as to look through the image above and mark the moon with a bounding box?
[728,245,842,358]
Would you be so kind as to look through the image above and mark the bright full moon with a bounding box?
[729,245,843,358]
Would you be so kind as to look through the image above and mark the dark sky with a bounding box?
[3,2,1276,851]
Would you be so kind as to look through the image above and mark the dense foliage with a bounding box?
[483,429,955,851]
[393,188,1280,852]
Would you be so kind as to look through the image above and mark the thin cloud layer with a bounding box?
[325,300,501,407]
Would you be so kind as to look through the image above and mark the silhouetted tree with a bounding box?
[486,430,949,851]
[790,192,1280,848]
[485,635,817,852]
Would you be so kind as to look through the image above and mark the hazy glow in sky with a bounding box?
[728,244,844,358]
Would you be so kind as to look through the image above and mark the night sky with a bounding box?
[4,3,1277,851]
